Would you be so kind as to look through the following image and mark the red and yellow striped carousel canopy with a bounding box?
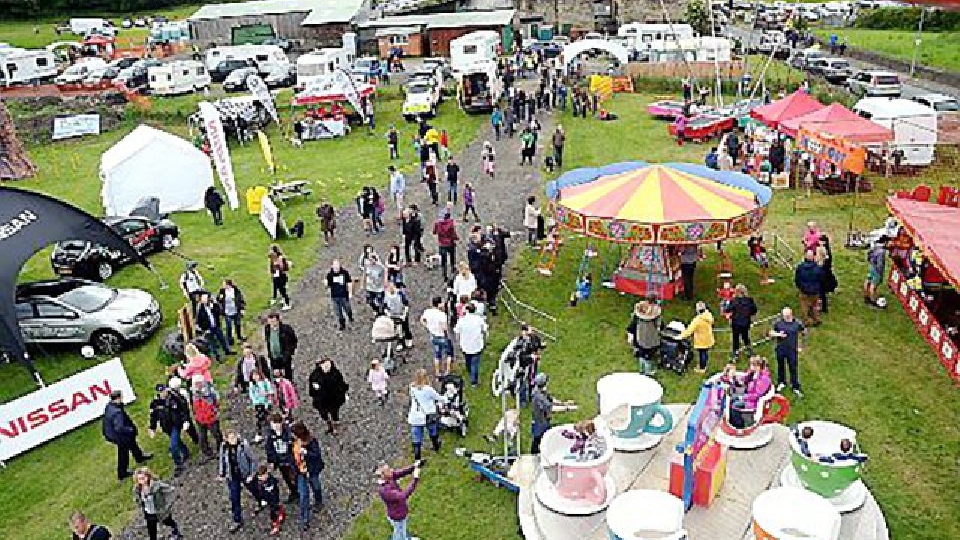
[558,164,761,224]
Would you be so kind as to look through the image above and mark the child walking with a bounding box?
[367,358,390,406]
[255,464,287,535]
[463,182,480,222]
[248,370,275,443]
[481,141,496,179]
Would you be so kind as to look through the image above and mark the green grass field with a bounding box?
[345,93,960,540]
[0,88,483,539]
[814,28,960,74]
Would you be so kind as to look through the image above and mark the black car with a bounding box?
[211,59,256,83]
[51,216,180,281]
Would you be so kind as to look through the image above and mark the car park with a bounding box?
[51,215,179,281]
[223,66,259,92]
[847,70,902,98]
[16,279,162,354]
[807,57,853,83]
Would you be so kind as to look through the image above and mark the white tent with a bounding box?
[100,125,214,216]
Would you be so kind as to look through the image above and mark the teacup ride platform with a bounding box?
[597,373,674,452]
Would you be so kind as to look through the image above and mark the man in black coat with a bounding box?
[148,385,192,475]
[102,390,152,480]
[195,292,232,360]
[264,413,299,503]
[264,312,298,379]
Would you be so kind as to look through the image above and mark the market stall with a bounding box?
[796,125,876,194]
[749,91,824,130]
[780,103,863,140]
[290,78,375,141]
[885,193,960,382]
[548,162,772,299]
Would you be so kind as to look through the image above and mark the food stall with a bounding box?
[290,78,375,140]
[796,125,874,194]
[885,192,960,382]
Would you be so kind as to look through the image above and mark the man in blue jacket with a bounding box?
[102,390,152,480]
[794,250,824,326]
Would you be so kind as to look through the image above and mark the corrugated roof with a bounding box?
[359,9,515,29]
[301,0,366,25]
[189,0,363,23]
[375,27,419,37]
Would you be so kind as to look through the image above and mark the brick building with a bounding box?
[359,9,516,58]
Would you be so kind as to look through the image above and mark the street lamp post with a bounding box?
[910,8,926,78]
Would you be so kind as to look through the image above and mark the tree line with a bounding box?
[0,0,220,21]
[855,7,960,32]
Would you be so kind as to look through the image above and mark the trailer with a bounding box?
[0,49,58,86]
[854,97,938,166]
[148,60,210,96]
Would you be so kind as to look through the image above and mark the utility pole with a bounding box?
[910,8,925,78]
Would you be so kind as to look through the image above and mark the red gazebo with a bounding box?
[749,91,824,130]
[780,103,862,138]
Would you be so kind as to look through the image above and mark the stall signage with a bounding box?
[198,101,239,210]
[52,114,101,140]
[798,127,866,175]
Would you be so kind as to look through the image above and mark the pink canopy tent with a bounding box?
[749,91,824,130]
[811,118,894,144]
[780,103,862,138]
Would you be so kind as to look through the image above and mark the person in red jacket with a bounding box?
[432,211,459,282]
[190,380,223,459]
[377,460,422,540]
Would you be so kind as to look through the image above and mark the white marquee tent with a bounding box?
[100,125,214,216]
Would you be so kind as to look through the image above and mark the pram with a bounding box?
[659,321,691,375]
[371,315,406,374]
[438,374,470,436]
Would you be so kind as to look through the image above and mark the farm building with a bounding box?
[188,0,367,48]
[359,9,515,58]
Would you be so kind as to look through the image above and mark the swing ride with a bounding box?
[545,162,772,300]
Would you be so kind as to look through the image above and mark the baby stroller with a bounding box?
[371,315,405,374]
[659,321,691,375]
[438,374,470,436]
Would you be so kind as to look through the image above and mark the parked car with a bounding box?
[263,37,294,52]
[55,58,108,85]
[115,58,162,90]
[16,279,162,354]
[223,66,259,92]
[51,215,180,281]
[911,93,960,115]
[211,58,255,83]
[790,48,826,70]
[847,70,902,98]
[121,18,133,29]
[807,57,853,83]
[83,65,120,85]
[134,17,147,27]
[109,57,139,70]
[403,79,441,120]
[264,65,295,88]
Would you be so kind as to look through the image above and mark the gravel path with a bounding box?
[123,83,555,539]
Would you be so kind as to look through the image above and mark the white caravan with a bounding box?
[853,97,938,166]
[55,57,108,85]
[70,18,114,36]
[617,23,697,51]
[0,49,58,85]
[450,31,500,76]
[204,45,290,79]
[148,60,211,95]
[297,48,354,88]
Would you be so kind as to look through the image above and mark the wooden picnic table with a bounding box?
[269,180,313,202]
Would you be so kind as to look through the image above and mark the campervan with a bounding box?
[55,57,108,85]
[450,31,500,76]
[617,23,696,51]
[204,45,290,80]
[854,97,938,166]
[148,60,210,96]
[296,48,354,88]
[70,18,114,36]
[0,49,58,85]
[457,61,502,114]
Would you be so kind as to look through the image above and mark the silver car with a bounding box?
[16,279,162,354]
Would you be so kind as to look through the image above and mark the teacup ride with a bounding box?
[780,421,868,513]
[708,372,791,450]
[596,373,674,452]
[752,486,842,540]
[607,489,688,540]
[535,420,617,515]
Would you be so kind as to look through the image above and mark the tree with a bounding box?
[684,0,712,37]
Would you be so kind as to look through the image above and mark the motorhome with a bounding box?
[854,97,938,166]
[450,31,500,75]
[204,45,290,79]
[0,48,58,85]
[148,60,210,96]
[457,61,502,114]
[55,57,108,85]
[617,23,697,51]
[297,48,354,88]
[638,36,733,63]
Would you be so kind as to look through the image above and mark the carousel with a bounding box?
[546,162,772,300]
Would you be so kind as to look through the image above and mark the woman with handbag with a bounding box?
[406,369,446,460]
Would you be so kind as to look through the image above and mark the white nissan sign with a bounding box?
[0,358,136,461]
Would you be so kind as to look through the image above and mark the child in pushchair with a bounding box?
[659,321,692,375]
[371,315,405,374]
[438,374,470,436]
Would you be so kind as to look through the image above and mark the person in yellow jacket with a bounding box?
[424,127,441,158]
[678,301,715,374]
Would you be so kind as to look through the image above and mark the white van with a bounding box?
[450,31,500,76]
[296,48,354,88]
[205,45,289,79]
[0,49,58,85]
[854,97,938,166]
[148,60,210,96]
[55,57,108,85]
